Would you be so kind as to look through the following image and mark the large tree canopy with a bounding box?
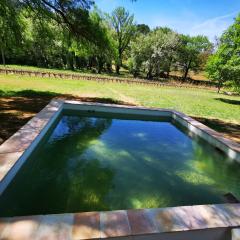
[206,14,240,93]
[178,35,213,81]
[0,0,22,65]
[20,0,96,41]
[129,28,180,79]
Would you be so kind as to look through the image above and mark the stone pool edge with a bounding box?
[0,204,239,239]
[0,99,239,239]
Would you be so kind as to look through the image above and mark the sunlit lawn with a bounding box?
[0,74,239,123]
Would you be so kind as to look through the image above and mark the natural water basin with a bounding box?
[0,111,239,217]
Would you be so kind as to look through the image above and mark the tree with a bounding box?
[78,8,115,73]
[206,53,227,93]
[206,14,240,93]
[59,7,115,73]
[129,33,152,77]
[0,0,22,65]
[30,16,61,67]
[109,7,136,74]
[129,28,180,79]
[20,0,95,41]
[178,35,213,81]
[136,24,150,35]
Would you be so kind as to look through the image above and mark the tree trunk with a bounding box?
[147,67,153,79]
[67,51,74,70]
[97,57,104,74]
[116,50,122,74]
[73,53,76,70]
[183,67,189,81]
[183,59,192,81]
[88,57,93,70]
[133,71,138,78]
[167,58,172,78]
[217,80,222,93]
[116,64,120,74]
[106,63,112,73]
[1,47,6,66]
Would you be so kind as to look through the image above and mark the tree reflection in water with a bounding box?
[0,115,239,217]
[0,116,114,217]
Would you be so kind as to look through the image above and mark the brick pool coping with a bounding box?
[0,99,240,239]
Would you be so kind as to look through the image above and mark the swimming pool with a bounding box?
[0,100,240,240]
[0,105,239,217]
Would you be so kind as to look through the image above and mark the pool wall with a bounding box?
[0,99,240,240]
[62,100,240,162]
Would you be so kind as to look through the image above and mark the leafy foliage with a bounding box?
[129,28,180,79]
[108,7,136,74]
[20,0,95,40]
[206,15,240,92]
[178,35,213,80]
[136,24,150,35]
[0,0,22,65]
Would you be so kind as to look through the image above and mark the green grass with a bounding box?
[0,73,239,123]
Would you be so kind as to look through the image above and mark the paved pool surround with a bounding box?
[0,99,239,240]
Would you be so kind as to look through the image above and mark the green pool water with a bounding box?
[0,112,239,217]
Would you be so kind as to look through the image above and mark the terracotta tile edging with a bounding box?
[72,212,100,240]
[0,100,239,239]
[0,204,240,239]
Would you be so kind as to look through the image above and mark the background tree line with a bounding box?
[0,0,239,92]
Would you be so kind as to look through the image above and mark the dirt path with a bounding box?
[107,87,139,105]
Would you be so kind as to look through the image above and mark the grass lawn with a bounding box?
[0,73,239,144]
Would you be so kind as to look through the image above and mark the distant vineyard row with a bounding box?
[0,68,216,90]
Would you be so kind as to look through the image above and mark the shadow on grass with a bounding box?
[215,98,240,105]
[0,89,135,144]
[192,116,240,144]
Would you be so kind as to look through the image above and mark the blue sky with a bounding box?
[94,0,240,41]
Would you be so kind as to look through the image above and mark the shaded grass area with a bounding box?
[192,117,240,144]
[0,91,54,143]
[0,73,239,144]
[215,98,240,105]
[0,90,133,144]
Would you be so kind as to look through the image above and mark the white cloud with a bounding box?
[148,11,237,42]
[188,11,238,41]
